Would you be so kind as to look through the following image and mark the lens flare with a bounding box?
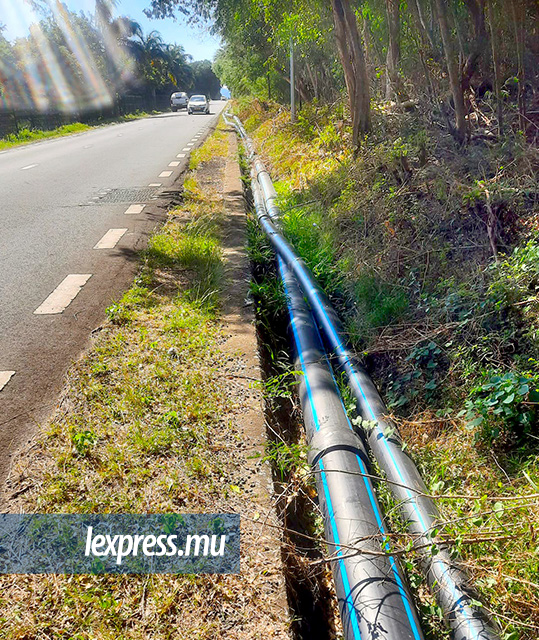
[0,0,134,114]
[49,0,112,110]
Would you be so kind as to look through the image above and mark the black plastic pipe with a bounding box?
[231,113,500,640]
[278,253,424,640]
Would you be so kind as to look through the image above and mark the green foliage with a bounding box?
[71,429,98,456]
[282,204,345,294]
[354,272,409,331]
[246,217,274,266]
[464,372,539,445]
[489,240,539,308]
[263,440,308,482]
[262,371,301,400]
[386,341,443,409]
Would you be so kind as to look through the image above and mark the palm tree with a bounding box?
[119,26,169,108]
[165,44,193,89]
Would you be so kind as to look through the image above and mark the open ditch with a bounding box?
[245,205,342,638]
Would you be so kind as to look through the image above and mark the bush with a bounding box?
[464,371,539,446]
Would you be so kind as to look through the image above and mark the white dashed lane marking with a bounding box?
[168,161,180,167]
[34,274,92,315]
[181,147,190,152]
[149,182,161,187]
[124,204,145,215]
[0,371,15,392]
[94,228,127,249]
[176,154,186,158]
[159,171,173,178]
[21,164,38,170]
[186,143,194,147]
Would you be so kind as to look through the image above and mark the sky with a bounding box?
[0,0,222,61]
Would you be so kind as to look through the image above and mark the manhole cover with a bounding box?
[85,187,159,205]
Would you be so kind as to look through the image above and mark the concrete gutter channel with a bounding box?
[225,112,500,640]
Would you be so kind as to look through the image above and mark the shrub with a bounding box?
[464,371,539,446]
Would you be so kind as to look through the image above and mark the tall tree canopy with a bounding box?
[146,0,538,146]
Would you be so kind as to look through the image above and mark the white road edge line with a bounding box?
[21,164,38,170]
[0,371,15,392]
[94,228,127,249]
[124,204,145,215]
[159,170,173,178]
[34,274,92,315]
[168,161,180,167]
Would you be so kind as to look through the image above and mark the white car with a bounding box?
[187,95,210,115]
[170,92,188,111]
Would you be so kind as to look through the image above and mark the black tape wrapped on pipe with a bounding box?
[231,113,500,640]
[278,254,424,640]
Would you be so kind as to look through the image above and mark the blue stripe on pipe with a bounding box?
[318,457,363,640]
[279,257,363,640]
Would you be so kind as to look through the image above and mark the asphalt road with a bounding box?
[0,101,226,496]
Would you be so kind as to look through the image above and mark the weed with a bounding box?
[263,440,309,482]
[353,272,409,334]
[0,122,92,150]
[71,429,97,456]
[464,371,539,446]
[189,128,228,169]
[262,371,302,400]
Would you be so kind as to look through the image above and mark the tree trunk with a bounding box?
[306,62,319,100]
[407,0,436,53]
[330,0,371,145]
[278,67,310,103]
[486,0,503,134]
[385,0,401,100]
[462,0,488,92]
[511,0,526,131]
[434,0,467,143]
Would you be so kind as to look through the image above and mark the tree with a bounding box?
[145,0,370,140]
[330,0,371,143]
[190,59,221,99]
[385,0,401,100]
[434,0,467,143]
[166,44,193,88]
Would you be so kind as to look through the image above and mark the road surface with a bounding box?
[0,101,226,496]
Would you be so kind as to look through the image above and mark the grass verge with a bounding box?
[0,120,288,640]
[0,111,159,151]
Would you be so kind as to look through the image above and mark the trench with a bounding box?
[246,198,341,638]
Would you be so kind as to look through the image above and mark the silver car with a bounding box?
[170,92,188,111]
[187,95,210,115]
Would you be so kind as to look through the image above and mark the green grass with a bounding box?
[0,111,157,150]
[0,122,92,150]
